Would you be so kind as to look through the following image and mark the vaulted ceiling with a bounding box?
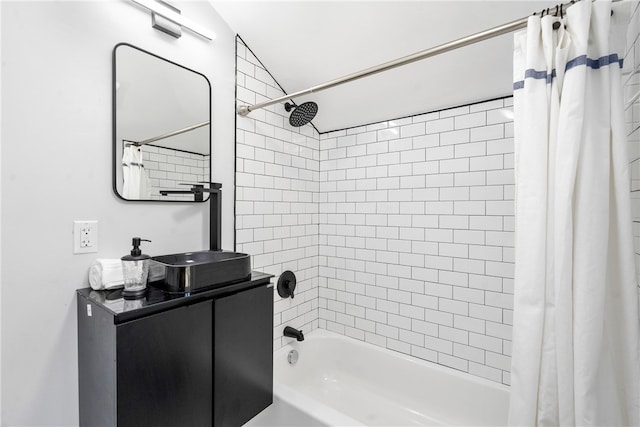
[211,1,558,133]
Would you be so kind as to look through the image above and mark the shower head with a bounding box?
[284,101,318,127]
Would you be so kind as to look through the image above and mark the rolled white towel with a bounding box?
[89,259,125,290]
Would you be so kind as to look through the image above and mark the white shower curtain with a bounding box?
[122,145,150,199]
[509,1,639,426]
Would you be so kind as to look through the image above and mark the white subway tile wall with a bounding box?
[626,2,640,288]
[236,4,638,385]
[141,145,210,201]
[235,38,321,350]
[318,98,515,384]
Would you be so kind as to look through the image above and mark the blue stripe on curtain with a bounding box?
[513,53,623,91]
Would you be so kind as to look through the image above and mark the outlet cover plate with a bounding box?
[73,220,98,254]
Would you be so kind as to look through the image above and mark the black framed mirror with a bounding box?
[113,43,211,202]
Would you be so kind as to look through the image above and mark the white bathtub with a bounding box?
[247,329,509,426]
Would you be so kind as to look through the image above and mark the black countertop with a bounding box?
[77,271,273,324]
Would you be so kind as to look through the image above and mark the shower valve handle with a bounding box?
[277,270,297,299]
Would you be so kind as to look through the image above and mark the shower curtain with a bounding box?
[509,1,639,426]
[122,145,149,199]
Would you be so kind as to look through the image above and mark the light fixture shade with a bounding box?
[152,1,182,38]
[130,0,216,41]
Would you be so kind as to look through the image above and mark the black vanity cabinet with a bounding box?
[116,300,213,426]
[77,273,273,427]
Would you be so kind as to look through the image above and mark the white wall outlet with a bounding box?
[73,220,98,254]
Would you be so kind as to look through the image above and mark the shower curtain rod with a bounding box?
[132,120,210,146]
[237,0,584,117]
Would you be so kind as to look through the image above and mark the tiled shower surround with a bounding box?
[237,5,640,385]
[236,36,513,384]
[317,101,514,384]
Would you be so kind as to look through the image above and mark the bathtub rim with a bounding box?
[276,328,510,395]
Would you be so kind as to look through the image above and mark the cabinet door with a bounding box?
[214,284,273,427]
[116,300,213,427]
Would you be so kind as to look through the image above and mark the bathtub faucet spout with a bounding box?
[283,326,304,341]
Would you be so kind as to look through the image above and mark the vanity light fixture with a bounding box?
[129,0,216,41]
[151,0,182,38]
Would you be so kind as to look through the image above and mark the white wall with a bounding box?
[0,1,236,425]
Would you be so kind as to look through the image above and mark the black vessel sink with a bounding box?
[149,250,251,294]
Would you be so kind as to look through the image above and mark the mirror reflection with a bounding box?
[113,43,211,202]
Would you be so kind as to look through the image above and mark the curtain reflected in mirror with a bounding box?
[113,43,211,202]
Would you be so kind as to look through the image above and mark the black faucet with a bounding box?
[205,183,222,251]
[283,326,304,341]
[159,182,222,251]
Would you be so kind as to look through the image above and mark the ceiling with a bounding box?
[211,1,558,133]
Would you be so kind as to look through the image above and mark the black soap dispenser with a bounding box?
[121,237,151,299]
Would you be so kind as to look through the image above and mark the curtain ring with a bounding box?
[560,4,564,19]
[555,5,559,16]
